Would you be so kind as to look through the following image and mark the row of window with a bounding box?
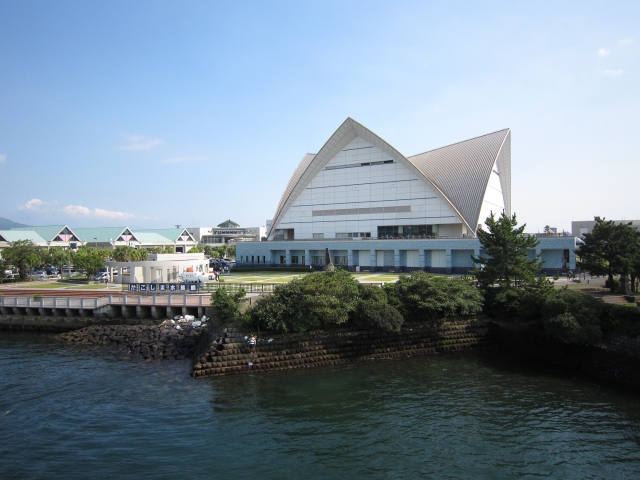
[377,225,438,237]
[336,232,372,238]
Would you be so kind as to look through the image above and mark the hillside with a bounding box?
[0,217,30,230]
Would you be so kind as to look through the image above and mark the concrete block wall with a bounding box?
[191,318,490,378]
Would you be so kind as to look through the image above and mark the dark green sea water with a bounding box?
[1,332,639,479]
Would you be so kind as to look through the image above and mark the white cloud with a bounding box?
[118,135,163,151]
[63,205,135,220]
[619,39,635,45]
[164,155,204,164]
[0,153,6,164]
[597,48,611,57]
[18,198,48,211]
[603,69,625,76]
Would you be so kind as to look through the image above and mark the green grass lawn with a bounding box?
[217,271,401,284]
[14,282,71,288]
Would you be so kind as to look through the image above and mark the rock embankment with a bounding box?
[192,318,490,378]
[58,324,202,360]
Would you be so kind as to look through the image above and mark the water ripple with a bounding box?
[1,332,640,479]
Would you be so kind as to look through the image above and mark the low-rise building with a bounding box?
[105,252,208,284]
[190,220,265,246]
[571,219,640,238]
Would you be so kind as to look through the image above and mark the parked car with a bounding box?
[45,266,59,275]
[2,273,17,283]
[93,272,111,282]
[28,272,47,280]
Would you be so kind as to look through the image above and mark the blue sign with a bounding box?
[178,284,187,292]
[169,283,177,291]
[139,284,147,292]
[159,284,167,292]
[149,284,157,292]
[188,284,198,292]
[129,283,138,292]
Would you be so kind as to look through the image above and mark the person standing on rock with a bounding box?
[248,335,257,353]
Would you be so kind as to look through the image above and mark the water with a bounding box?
[1,332,640,479]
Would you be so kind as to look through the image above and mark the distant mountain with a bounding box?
[0,217,30,230]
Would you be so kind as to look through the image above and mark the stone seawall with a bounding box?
[490,322,640,391]
[0,314,162,332]
[191,318,490,378]
[58,324,202,360]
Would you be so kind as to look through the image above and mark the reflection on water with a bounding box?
[1,332,640,479]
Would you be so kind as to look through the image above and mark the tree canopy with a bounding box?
[575,217,640,294]
[472,212,543,290]
[1,240,42,279]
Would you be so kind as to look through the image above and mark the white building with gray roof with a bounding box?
[237,118,577,273]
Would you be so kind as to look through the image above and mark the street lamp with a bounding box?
[94,238,98,248]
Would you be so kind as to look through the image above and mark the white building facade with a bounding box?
[236,118,575,273]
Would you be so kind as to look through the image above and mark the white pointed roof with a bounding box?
[268,118,511,237]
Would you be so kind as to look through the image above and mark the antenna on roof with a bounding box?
[175,224,181,229]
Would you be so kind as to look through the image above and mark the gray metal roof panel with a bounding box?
[407,129,511,232]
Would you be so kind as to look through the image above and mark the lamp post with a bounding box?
[94,238,98,248]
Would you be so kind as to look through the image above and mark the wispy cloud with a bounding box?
[18,198,49,212]
[603,69,625,76]
[63,205,136,220]
[163,155,204,164]
[619,39,635,45]
[597,48,611,57]
[118,135,163,151]
[0,153,6,164]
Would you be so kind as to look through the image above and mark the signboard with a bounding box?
[126,283,198,293]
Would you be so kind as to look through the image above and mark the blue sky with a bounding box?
[0,0,638,232]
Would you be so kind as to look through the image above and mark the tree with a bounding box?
[1,240,42,280]
[248,269,361,333]
[188,245,204,253]
[73,246,108,277]
[45,246,69,276]
[149,246,164,254]
[203,245,214,257]
[162,245,174,254]
[471,212,553,318]
[388,271,483,323]
[352,283,404,332]
[472,212,544,290]
[226,244,236,259]
[210,287,248,326]
[212,245,228,259]
[575,217,640,294]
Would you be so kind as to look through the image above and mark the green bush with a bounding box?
[390,271,483,323]
[248,269,360,333]
[210,287,248,326]
[352,283,404,332]
[540,291,603,344]
[605,277,620,292]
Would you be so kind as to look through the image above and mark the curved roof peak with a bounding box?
[267,119,511,238]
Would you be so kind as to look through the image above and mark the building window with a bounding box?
[280,255,286,264]
[337,232,371,238]
[377,225,436,238]
[262,256,265,264]
[291,256,299,264]
[313,233,324,239]
[251,256,255,263]
[332,256,348,265]
[311,256,323,265]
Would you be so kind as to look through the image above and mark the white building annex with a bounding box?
[268,118,510,241]
[236,118,575,273]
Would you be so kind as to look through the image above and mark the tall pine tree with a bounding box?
[471,212,544,290]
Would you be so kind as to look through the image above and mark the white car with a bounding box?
[28,272,47,280]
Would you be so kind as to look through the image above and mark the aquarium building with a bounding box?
[236,118,577,273]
